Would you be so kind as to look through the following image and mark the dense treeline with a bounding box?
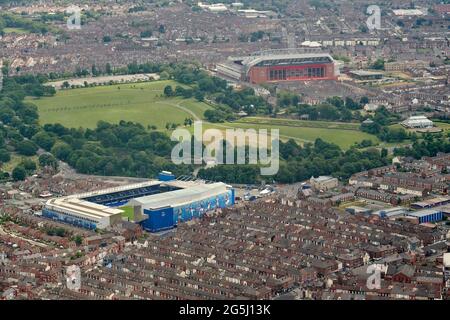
[287,96,369,121]
[394,133,450,159]
[0,13,52,35]
[198,138,390,184]
[0,74,58,180]
[43,121,193,177]
[360,106,410,142]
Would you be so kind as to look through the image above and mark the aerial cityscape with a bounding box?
[0,0,449,305]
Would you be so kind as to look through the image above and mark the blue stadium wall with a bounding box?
[140,189,235,232]
[42,208,98,230]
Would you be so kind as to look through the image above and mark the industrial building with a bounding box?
[411,196,450,209]
[309,176,339,191]
[407,209,443,224]
[217,50,338,84]
[43,173,235,232]
[371,207,408,219]
[348,70,384,81]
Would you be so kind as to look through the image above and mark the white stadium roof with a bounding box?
[45,197,123,222]
[130,182,228,210]
[45,179,211,222]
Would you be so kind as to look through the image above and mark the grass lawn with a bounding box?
[28,80,212,129]
[120,206,134,221]
[1,154,38,173]
[196,117,379,150]
[29,80,379,150]
[3,27,30,34]
[434,121,450,131]
[237,117,362,130]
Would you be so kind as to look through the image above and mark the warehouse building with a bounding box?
[348,70,383,81]
[217,50,338,84]
[371,207,408,219]
[407,209,443,224]
[411,196,450,209]
[309,176,339,191]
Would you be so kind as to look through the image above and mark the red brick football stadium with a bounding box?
[217,51,339,84]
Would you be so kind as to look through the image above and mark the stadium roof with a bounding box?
[234,53,334,71]
[73,180,162,200]
[45,179,208,221]
[46,197,123,221]
[130,182,229,209]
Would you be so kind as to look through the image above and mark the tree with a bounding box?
[105,63,112,75]
[51,142,72,161]
[91,64,100,76]
[103,35,112,43]
[62,81,70,89]
[163,85,173,97]
[12,166,26,181]
[175,86,185,96]
[159,71,170,80]
[39,153,58,169]
[371,58,385,70]
[345,97,361,110]
[194,90,204,102]
[0,108,15,124]
[16,140,38,156]
[0,149,11,163]
[72,235,83,245]
[360,96,369,105]
[32,131,55,151]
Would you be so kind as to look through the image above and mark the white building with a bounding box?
[401,116,434,129]
[364,103,380,112]
[393,9,425,16]
[198,2,228,12]
[310,176,338,191]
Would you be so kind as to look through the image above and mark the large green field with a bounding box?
[199,117,379,150]
[28,80,212,129]
[3,27,30,34]
[30,81,379,150]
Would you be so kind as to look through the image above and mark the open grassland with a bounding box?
[190,118,379,150]
[433,121,450,131]
[30,81,379,149]
[1,155,38,173]
[237,117,362,130]
[28,80,212,129]
[3,27,30,34]
[225,121,379,149]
